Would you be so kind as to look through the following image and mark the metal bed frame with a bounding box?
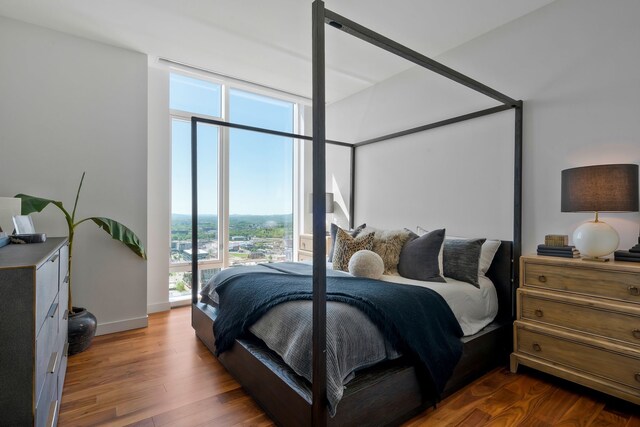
[191,1,522,425]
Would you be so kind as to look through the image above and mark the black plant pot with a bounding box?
[68,307,97,355]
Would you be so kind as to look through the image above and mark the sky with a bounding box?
[170,74,294,216]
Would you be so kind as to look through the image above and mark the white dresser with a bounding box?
[0,238,70,426]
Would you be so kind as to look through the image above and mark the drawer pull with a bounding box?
[532,343,542,352]
[63,309,69,321]
[47,351,59,374]
[633,329,640,339]
[63,341,69,357]
[46,302,59,319]
[538,275,547,283]
[64,275,70,284]
[629,286,640,296]
[49,254,59,263]
[534,309,544,318]
[47,400,59,427]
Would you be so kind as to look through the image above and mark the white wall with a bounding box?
[0,16,148,334]
[326,0,640,254]
[147,60,171,313]
[300,106,352,234]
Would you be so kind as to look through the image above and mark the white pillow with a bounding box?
[348,250,385,279]
[417,226,501,278]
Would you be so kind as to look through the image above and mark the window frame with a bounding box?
[169,68,304,301]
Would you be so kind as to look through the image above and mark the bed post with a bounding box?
[513,101,523,318]
[349,145,355,230]
[312,0,328,425]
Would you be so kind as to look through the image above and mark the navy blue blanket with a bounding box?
[213,264,464,396]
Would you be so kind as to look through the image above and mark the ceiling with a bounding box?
[0,0,554,102]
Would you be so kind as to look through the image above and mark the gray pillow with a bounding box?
[398,229,446,282]
[443,238,486,287]
[328,223,366,262]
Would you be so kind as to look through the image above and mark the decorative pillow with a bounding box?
[328,223,366,262]
[417,226,501,279]
[477,239,501,277]
[398,229,446,282]
[445,235,501,278]
[333,228,375,271]
[416,226,444,274]
[443,238,486,287]
[368,228,412,275]
[348,250,384,279]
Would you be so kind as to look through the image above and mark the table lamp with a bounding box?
[308,192,335,234]
[561,164,639,261]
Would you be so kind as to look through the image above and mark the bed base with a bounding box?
[193,302,511,427]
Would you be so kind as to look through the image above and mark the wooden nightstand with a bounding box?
[511,255,640,404]
[298,234,331,262]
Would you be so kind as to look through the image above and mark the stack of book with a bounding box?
[614,250,640,262]
[537,244,580,258]
[614,238,640,262]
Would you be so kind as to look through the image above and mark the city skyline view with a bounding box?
[169,73,297,298]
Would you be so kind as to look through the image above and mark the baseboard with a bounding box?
[96,315,148,336]
[147,301,171,314]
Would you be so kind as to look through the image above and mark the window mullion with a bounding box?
[221,83,231,268]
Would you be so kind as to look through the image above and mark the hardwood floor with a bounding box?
[60,307,639,427]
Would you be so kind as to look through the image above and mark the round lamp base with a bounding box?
[573,221,619,260]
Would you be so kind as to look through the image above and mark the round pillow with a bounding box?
[348,250,384,279]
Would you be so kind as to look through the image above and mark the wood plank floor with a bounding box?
[60,307,639,427]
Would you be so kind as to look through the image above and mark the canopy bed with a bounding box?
[191,1,523,425]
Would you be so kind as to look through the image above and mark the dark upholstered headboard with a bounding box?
[485,240,515,323]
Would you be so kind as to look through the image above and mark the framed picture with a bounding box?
[13,215,36,234]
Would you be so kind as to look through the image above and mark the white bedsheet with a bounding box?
[378,274,498,336]
[322,260,498,336]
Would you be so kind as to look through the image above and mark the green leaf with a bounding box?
[14,194,71,222]
[88,217,147,259]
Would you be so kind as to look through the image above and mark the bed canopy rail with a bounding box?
[191,1,522,424]
[322,9,518,107]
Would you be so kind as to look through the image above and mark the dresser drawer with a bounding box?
[299,234,331,256]
[59,244,69,285]
[36,251,60,333]
[59,277,69,345]
[57,341,69,400]
[35,299,60,404]
[300,235,313,252]
[523,262,640,303]
[519,290,640,347]
[35,363,58,427]
[516,325,640,391]
[298,251,313,262]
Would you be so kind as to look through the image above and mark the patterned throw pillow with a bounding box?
[332,228,375,271]
[369,229,413,275]
[328,223,366,262]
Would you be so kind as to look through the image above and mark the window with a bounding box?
[169,72,298,301]
[228,89,294,266]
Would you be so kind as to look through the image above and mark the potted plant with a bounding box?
[16,172,146,354]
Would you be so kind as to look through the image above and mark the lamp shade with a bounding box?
[561,164,639,213]
[307,193,335,214]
